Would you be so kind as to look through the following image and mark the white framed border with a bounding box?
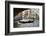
[10,4,43,32]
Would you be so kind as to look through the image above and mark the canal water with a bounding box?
[17,20,39,28]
